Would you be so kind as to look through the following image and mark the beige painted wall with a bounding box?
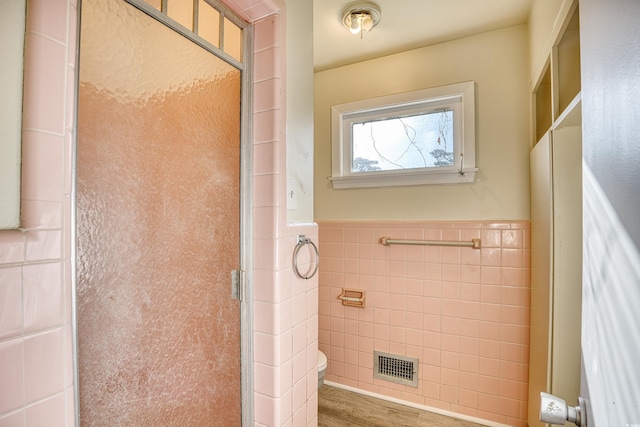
[528,1,564,82]
[314,25,530,221]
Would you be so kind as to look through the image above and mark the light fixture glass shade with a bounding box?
[341,2,381,36]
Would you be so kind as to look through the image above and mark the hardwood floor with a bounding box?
[318,385,485,427]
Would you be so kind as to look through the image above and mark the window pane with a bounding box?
[198,0,220,47]
[143,0,162,11]
[167,0,193,31]
[351,110,454,173]
[223,17,242,61]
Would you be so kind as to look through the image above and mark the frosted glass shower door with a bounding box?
[76,0,242,425]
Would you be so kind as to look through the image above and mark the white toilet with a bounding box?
[317,350,327,389]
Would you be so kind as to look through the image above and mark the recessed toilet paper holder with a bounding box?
[338,288,365,307]
[540,392,588,427]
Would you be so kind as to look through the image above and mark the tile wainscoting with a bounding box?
[317,221,530,427]
[0,1,311,425]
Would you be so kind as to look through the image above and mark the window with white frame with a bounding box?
[330,81,477,189]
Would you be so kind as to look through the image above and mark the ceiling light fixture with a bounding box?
[342,2,381,38]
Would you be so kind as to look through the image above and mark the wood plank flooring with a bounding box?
[318,385,485,427]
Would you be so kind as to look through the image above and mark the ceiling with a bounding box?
[313,0,532,71]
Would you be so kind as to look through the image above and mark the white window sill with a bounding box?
[329,169,478,189]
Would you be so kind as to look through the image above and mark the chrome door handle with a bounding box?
[540,392,589,427]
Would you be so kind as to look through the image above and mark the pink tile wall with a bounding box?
[252,11,319,427]
[0,0,77,425]
[0,1,313,426]
[318,221,530,427]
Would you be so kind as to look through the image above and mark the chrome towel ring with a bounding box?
[292,235,319,280]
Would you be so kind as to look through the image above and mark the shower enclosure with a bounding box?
[76,0,245,423]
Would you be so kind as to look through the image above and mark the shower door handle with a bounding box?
[231,269,244,300]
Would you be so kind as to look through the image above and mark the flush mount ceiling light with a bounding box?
[342,2,381,38]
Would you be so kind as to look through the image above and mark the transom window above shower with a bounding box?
[132,0,245,63]
[329,81,477,189]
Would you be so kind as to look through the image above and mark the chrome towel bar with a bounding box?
[380,236,481,249]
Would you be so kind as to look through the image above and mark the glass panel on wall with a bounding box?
[351,110,454,173]
[167,0,194,31]
[132,0,244,66]
[198,0,220,47]
[144,0,162,11]
[223,17,242,61]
